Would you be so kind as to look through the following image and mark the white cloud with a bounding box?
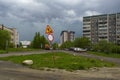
[85,10,101,16]
[67,10,76,17]
[55,0,82,5]
[0,0,35,5]
[83,0,101,8]
[64,10,76,17]
[1,0,49,13]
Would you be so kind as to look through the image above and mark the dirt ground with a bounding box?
[0,61,120,80]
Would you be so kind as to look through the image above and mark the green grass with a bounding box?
[88,51,120,58]
[0,50,7,54]
[0,52,115,70]
[8,48,40,52]
[0,48,40,54]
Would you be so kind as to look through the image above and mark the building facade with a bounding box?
[0,24,19,47]
[83,13,120,44]
[60,30,75,45]
[20,40,31,48]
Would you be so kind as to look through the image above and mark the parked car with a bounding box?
[74,47,87,52]
[69,47,75,51]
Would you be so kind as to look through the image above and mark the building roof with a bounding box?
[60,30,75,35]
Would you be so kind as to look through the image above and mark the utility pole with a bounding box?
[6,40,8,53]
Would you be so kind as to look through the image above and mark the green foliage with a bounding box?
[31,32,48,49]
[19,42,22,48]
[0,50,7,54]
[0,52,115,70]
[7,48,39,52]
[0,30,11,50]
[52,42,58,50]
[40,35,46,49]
[9,43,15,48]
[74,37,90,49]
[32,32,41,48]
[91,40,120,54]
[60,37,90,49]
[60,41,74,49]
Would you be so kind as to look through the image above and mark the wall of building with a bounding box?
[0,24,19,47]
[60,30,75,45]
[83,13,120,44]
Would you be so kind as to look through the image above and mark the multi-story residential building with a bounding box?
[0,24,19,47]
[60,30,75,45]
[83,13,120,44]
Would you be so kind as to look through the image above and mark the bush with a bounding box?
[91,40,120,54]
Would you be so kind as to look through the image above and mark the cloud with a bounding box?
[84,10,101,16]
[0,0,120,41]
[65,10,76,17]
[55,0,82,6]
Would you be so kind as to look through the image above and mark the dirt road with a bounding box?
[0,61,120,80]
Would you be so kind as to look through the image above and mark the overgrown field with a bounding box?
[0,52,115,70]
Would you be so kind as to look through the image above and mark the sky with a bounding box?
[0,0,120,43]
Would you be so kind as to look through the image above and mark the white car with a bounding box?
[74,47,87,52]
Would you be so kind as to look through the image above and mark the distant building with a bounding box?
[60,30,75,45]
[83,13,120,44]
[0,24,19,47]
[20,40,31,48]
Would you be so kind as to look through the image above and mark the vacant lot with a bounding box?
[0,52,115,71]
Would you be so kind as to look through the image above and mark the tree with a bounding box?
[91,40,116,53]
[40,35,46,49]
[52,42,58,50]
[0,30,10,50]
[32,32,48,49]
[32,32,41,49]
[74,37,90,49]
[60,41,74,49]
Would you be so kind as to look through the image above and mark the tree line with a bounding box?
[60,37,120,54]
[0,30,120,54]
[30,32,58,49]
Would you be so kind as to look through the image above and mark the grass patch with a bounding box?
[88,51,120,58]
[0,52,115,70]
[0,48,40,54]
[0,50,7,54]
[7,48,41,52]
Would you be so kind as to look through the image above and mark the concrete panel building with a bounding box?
[0,24,19,47]
[83,13,120,44]
[60,30,75,45]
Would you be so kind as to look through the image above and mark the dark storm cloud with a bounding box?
[0,0,120,41]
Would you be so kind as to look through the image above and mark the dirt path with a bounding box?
[0,61,120,80]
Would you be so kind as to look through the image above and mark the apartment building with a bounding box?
[83,13,120,44]
[0,24,19,47]
[60,30,75,45]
